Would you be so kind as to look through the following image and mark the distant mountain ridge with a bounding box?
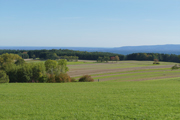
[0,44,180,55]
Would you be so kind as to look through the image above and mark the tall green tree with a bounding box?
[0,70,9,83]
[97,57,104,62]
[2,63,18,83]
[44,59,58,74]
[104,56,110,62]
[16,64,33,82]
[31,63,46,82]
[0,53,22,67]
[58,59,69,73]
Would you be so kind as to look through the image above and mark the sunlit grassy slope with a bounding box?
[1,78,180,119]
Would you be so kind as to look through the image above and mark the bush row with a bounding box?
[1,63,94,83]
[0,53,94,83]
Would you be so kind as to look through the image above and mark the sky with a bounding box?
[0,0,180,47]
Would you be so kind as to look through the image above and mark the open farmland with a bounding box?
[26,60,180,81]
[1,60,180,119]
[68,61,180,81]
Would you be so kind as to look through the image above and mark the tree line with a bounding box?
[0,49,180,63]
[0,49,125,60]
[126,53,180,63]
[0,53,70,83]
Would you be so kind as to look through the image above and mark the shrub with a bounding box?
[55,73,71,83]
[0,70,9,83]
[47,74,56,83]
[171,64,179,70]
[153,62,160,64]
[38,74,48,83]
[71,77,77,82]
[79,75,94,82]
[153,59,160,64]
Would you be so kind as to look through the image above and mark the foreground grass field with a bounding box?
[1,78,180,119]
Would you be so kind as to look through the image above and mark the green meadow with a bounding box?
[1,61,180,119]
[1,79,180,119]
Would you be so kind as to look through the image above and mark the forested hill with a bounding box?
[0,44,180,55]
[111,44,180,55]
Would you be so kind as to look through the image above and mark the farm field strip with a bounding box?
[90,70,180,82]
[68,64,162,70]
[26,59,96,65]
[68,66,173,77]
[93,70,180,79]
[68,64,173,70]
[91,70,176,80]
[67,61,179,82]
[68,66,174,79]
[105,76,180,82]
[91,68,171,76]
[98,74,180,82]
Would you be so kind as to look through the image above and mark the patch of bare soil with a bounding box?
[24,59,33,61]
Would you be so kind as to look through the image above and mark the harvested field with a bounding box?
[67,61,180,81]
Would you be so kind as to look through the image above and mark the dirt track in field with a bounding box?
[67,63,173,77]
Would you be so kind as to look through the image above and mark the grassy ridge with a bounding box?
[1,79,180,119]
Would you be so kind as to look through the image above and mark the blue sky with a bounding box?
[0,0,180,47]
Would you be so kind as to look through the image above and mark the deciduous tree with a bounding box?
[0,53,22,66]
[114,56,120,62]
[44,59,58,74]
[104,56,110,63]
[58,59,69,73]
[0,70,9,83]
